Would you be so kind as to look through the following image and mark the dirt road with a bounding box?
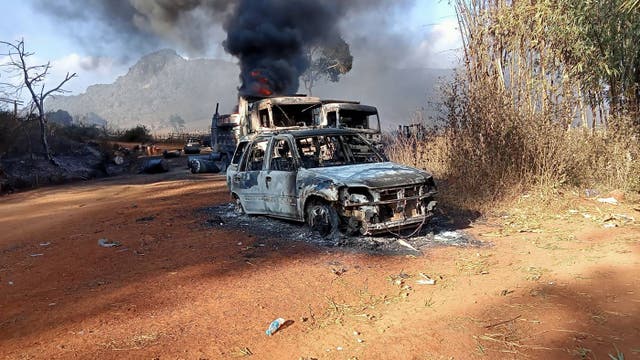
[1,170,639,359]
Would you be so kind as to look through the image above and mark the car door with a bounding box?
[263,136,300,219]
[226,140,249,188]
[229,138,269,214]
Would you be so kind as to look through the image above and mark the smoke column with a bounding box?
[31,0,416,96]
[222,0,345,96]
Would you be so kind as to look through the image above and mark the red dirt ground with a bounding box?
[1,170,639,359]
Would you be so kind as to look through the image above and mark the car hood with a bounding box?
[302,162,431,188]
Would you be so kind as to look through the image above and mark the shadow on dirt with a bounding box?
[461,264,640,359]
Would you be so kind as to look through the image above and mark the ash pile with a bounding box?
[202,203,484,255]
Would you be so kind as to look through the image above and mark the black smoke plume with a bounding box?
[29,0,416,96]
[222,0,345,96]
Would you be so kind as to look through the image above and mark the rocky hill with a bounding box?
[47,49,450,132]
[47,49,239,132]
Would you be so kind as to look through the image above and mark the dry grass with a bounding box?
[385,0,640,213]
[385,90,640,213]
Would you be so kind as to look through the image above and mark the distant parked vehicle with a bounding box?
[183,137,202,154]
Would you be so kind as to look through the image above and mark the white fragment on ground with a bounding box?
[416,272,436,285]
[416,279,436,285]
[98,238,120,248]
[433,231,467,243]
[39,242,50,246]
[597,197,619,205]
[29,253,44,257]
[396,239,419,252]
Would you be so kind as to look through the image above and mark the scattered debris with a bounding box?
[612,214,635,223]
[39,242,51,246]
[8,281,14,285]
[484,314,522,328]
[396,239,420,252]
[597,197,619,205]
[584,189,599,198]
[29,253,44,257]
[98,238,121,248]
[500,289,514,296]
[231,347,253,357]
[602,213,635,228]
[416,273,436,285]
[190,159,221,174]
[265,318,285,336]
[201,204,484,254]
[140,158,169,174]
[331,267,347,276]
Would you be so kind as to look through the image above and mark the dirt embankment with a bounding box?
[0,170,639,359]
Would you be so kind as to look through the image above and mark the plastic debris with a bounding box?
[29,253,44,257]
[265,318,285,336]
[416,273,436,285]
[584,189,599,198]
[396,239,419,252]
[39,242,51,246]
[597,197,619,205]
[98,238,121,248]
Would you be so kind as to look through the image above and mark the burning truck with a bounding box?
[193,94,382,173]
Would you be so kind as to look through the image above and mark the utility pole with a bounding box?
[0,97,23,118]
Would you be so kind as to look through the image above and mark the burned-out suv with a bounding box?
[226,128,437,237]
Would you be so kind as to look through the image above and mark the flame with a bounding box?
[250,70,273,96]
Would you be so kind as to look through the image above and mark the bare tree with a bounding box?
[0,39,76,165]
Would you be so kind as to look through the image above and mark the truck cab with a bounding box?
[319,101,382,143]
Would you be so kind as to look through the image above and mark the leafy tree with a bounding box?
[301,37,353,95]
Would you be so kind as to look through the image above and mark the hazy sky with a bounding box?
[0,1,460,95]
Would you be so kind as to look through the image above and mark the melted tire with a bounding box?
[306,201,339,239]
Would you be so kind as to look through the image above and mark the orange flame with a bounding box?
[250,69,273,96]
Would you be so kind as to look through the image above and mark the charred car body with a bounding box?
[226,128,437,237]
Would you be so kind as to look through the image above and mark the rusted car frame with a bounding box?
[226,128,437,237]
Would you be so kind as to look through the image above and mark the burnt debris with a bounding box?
[202,203,484,255]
